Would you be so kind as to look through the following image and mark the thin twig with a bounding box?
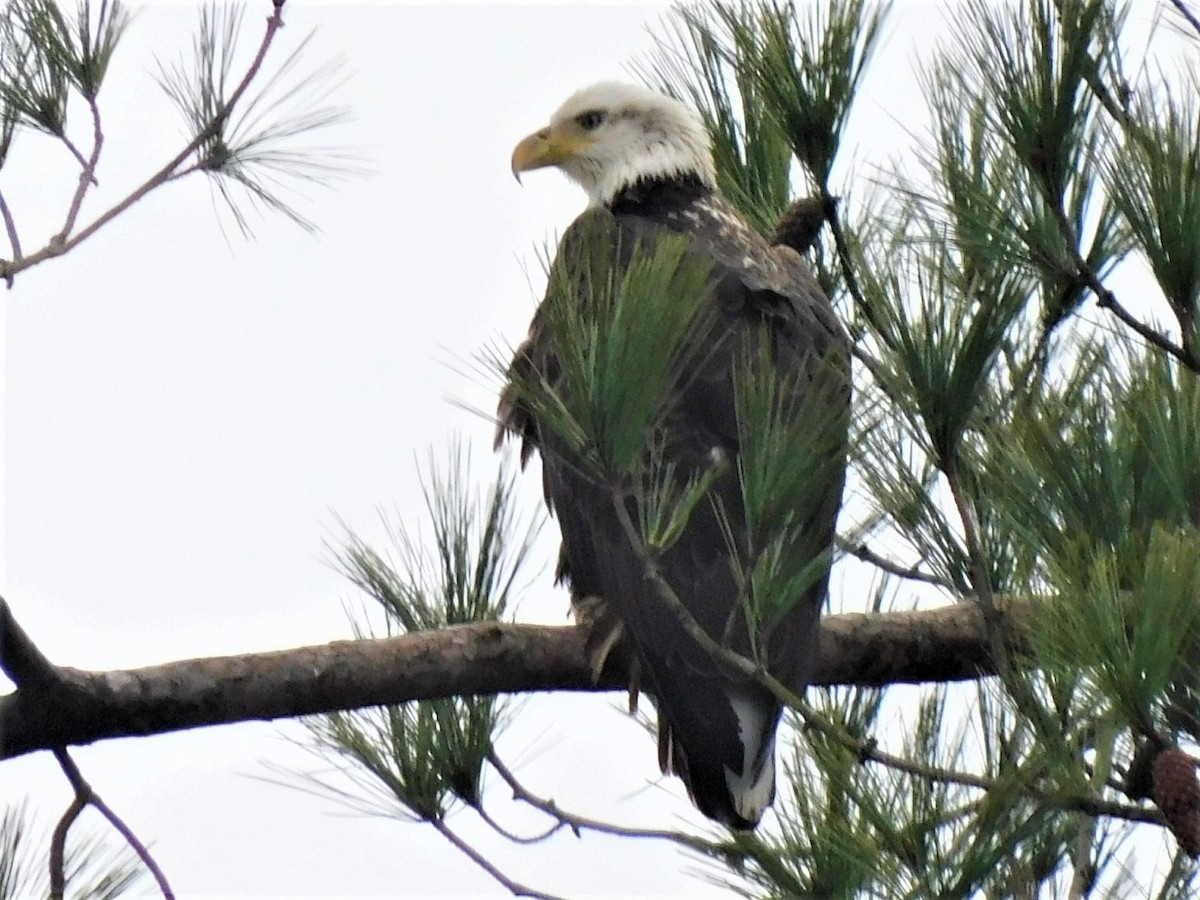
[1168,0,1200,38]
[945,459,1072,760]
[1049,0,1132,128]
[1089,271,1197,371]
[472,801,564,845]
[611,489,988,801]
[56,95,105,243]
[1047,197,1197,371]
[53,749,175,899]
[429,817,567,900]
[0,2,288,283]
[944,463,995,614]
[838,537,955,589]
[609,490,758,682]
[803,705,1161,825]
[824,190,897,353]
[48,792,87,900]
[0,189,21,287]
[58,133,95,181]
[488,752,722,854]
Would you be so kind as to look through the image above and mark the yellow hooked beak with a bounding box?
[511,124,594,182]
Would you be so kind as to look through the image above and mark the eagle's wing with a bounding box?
[498,201,849,829]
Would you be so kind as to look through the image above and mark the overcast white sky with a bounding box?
[0,1,1180,897]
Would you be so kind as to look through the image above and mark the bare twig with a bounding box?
[58,133,94,180]
[613,482,1161,831]
[1046,199,1198,371]
[944,463,995,614]
[1168,0,1200,38]
[824,190,899,355]
[1048,0,1132,128]
[1089,272,1198,371]
[488,752,722,854]
[48,791,87,900]
[472,802,563,845]
[838,537,955,589]
[53,749,175,899]
[429,817,567,900]
[0,190,21,286]
[945,459,1065,742]
[801,705,1162,826]
[55,96,105,244]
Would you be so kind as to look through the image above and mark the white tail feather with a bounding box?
[723,692,777,824]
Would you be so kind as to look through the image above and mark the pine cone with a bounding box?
[1152,746,1200,857]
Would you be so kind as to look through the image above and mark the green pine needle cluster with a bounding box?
[0,0,127,163]
[732,342,849,633]
[636,434,729,554]
[639,3,795,234]
[1106,83,1200,349]
[156,4,355,235]
[728,0,888,188]
[506,215,718,480]
[301,448,538,823]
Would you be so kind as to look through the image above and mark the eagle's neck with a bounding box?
[607,172,712,217]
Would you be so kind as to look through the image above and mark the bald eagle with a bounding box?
[498,82,848,829]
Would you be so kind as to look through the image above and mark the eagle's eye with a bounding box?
[575,110,605,131]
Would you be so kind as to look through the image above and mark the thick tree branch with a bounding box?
[0,595,57,688]
[0,601,1031,761]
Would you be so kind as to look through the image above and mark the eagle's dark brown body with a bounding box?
[499,173,848,828]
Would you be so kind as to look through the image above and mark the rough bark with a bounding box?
[0,598,1032,761]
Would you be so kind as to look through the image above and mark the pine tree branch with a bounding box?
[1088,269,1197,370]
[472,802,562,846]
[0,597,1164,830]
[58,133,91,176]
[945,462,994,614]
[0,598,1030,762]
[1068,811,1097,898]
[0,0,288,283]
[824,189,894,351]
[837,718,1161,827]
[0,595,57,688]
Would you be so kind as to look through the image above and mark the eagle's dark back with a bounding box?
[500,174,848,829]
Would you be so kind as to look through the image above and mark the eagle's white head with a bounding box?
[511,82,716,207]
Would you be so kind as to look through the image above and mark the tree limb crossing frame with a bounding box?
[0,596,1031,760]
